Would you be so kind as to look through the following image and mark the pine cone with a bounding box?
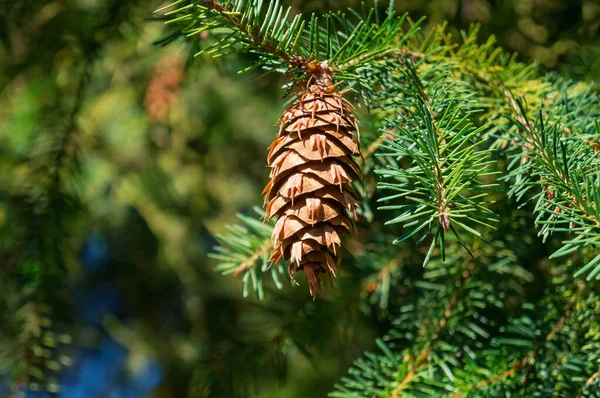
[144,55,184,123]
[263,77,362,298]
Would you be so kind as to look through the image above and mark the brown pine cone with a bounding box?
[144,55,184,124]
[263,76,362,298]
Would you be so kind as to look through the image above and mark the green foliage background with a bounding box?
[0,0,599,397]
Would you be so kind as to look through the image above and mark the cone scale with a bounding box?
[263,64,362,298]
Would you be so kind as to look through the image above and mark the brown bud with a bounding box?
[439,213,451,232]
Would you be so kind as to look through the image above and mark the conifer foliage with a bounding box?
[164,0,599,395]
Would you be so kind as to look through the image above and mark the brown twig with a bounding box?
[363,132,395,162]
[362,252,405,296]
[233,239,274,276]
[390,350,430,398]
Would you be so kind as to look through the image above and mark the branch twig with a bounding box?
[389,262,475,397]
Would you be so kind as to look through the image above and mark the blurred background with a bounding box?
[0,0,598,397]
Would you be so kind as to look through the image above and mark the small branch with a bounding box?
[495,78,600,229]
[577,367,600,398]
[416,77,451,231]
[390,350,430,398]
[203,0,293,61]
[436,263,476,334]
[412,45,600,232]
[8,2,131,390]
[362,132,395,162]
[333,48,416,72]
[389,263,475,397]
[362,252,405,296]
[233,239,274,276]
[460,285,582,395]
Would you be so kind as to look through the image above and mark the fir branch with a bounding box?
[470,300,576,393]
[325,11,423,76]
[161,0,294,61]
[233,238,274,277]
[376,61,498,265]
[388,350,428,398]
[0,1,136,392]
[157,2,600,395]
[6,48,86,398]
[182,1,600,307]
[332,241,534,397]
[209,207,285,299]
[578,368,600,398]
[454,282,589,396]
[362,131,395,163]
[159,1,422,81]
[388,262,476,397]
[158,0,303,73]
[362,254,402,299]
[359,246,411,312]
[366,23,600,280]
[503,102,600,279]
[418,29,600,280]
